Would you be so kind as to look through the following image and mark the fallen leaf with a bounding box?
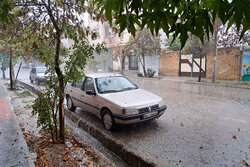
[180,123,184,127]
[181,137,184,140]
[233,135,237,139]
[63,156,69,161]
[248,145,250,148]
[240,160,249,167]
[88,157,93,161]
[0,132,2,135]
[145,137,149,141]
[200,145,204,149]
[61,151,69,155]
[238,128,240,132]
[14,139,17,142]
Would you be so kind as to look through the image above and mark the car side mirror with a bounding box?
[86,90,96,96]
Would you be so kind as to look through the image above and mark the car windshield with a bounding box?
[96,76,137,94]
[37,68,47,73]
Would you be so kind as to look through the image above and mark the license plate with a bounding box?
[143,111,157,119]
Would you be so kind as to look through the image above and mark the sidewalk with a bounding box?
[0,79,33,167]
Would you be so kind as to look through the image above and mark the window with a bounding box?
[31,68,36,73]
[83,78,95,92]
[36,68,47,73]
[96,76,137,94]
[72,77,85,89]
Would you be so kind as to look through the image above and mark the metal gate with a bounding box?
[179,54,206,77]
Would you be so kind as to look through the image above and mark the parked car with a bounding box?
[29,67,48,85]
[65,73,167,130]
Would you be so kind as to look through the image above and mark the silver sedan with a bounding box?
[65,73,167,130]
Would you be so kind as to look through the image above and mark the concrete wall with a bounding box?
[159,51,179,76]
[139,55,159,76]
[206,47,241,80]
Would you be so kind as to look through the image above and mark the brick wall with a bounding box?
[159,51,179,76]
[206,47,241,80]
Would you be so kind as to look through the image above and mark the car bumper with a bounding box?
[37,77,49,83]
[113,105,167,124]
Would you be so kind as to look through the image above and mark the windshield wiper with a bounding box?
[122,87,136,91]
[101,90,120,93]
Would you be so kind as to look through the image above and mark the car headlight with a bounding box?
[159,100,165,107]
[123,108,139,115]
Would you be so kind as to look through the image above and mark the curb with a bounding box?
[65,110,158,167]
[17,80,159,167]
[184,80,250,90]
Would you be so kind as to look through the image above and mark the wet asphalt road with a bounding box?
[8,67,250,167]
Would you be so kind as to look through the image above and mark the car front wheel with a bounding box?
[101,109,115,131]
[66,95,76,111]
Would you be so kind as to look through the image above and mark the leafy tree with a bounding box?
[94,0,250,48]
[1,0,106,143]
[165,36,181,51]
[123,28,160,77]
[0,7,27,89]
[218,24,250,47]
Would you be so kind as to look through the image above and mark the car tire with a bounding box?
[37,79,40,85]
[30,78,33,83]
[66,95,76,111]
[101,109,115,131]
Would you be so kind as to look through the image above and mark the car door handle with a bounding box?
[80,95,84,98]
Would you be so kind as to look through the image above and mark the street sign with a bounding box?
[0,55,8,59]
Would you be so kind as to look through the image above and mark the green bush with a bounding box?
[146,68,155,78]
[137,72,143,77]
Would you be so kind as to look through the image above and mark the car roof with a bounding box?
[85,73,122,79]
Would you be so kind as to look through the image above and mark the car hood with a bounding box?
[99,88,162,108]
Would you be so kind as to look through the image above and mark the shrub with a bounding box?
[146,68,155,78]
[137,72,143,77]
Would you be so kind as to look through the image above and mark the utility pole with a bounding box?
[212,20,221,83]
[212,31,218,83]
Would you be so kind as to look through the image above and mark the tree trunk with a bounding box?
[9,47,15,90]
[45,1,65,144]
[54,30,65,144]
[198,54,202,82]
[142,54,147,77]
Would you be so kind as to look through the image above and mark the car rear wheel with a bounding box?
[30,77,33,83]
[66,95,76,111]
[101,109,115,131]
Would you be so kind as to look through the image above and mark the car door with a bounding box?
[30,68,36,80]
[78,77,99,115]
[68,78,85,107]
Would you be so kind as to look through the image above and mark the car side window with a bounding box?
[83,78,95,92]
[72,77,85,89]
[31,68,35,73]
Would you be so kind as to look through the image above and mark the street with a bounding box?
[8,67,250,167]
